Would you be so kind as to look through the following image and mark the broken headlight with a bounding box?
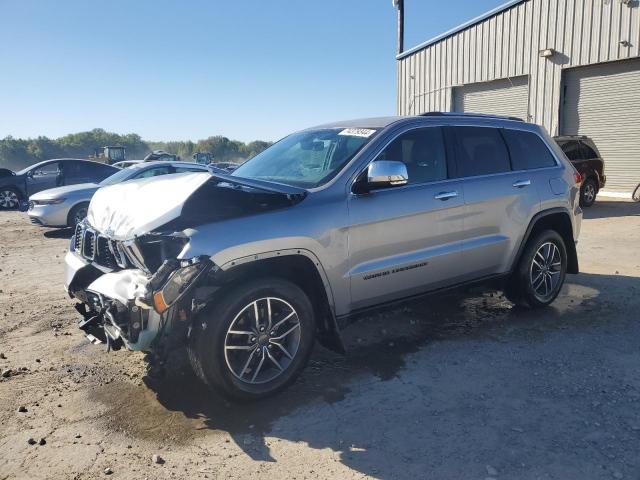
[123,233,190,274]
[152,258,208,314]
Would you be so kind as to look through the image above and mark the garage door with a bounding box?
[453,76,529,120]
[562,58,640,193]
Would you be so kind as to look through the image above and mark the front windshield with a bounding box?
[99,166,136,186]
[231,127,378,188]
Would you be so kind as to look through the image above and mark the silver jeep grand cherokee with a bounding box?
[64,113,582,400]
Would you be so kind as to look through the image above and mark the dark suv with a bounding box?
[554,136,606,207]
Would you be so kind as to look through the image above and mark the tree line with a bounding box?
[0,128,272,171]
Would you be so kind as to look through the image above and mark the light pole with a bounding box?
[392,0,404,55]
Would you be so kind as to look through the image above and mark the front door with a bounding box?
[347,126,467,310]
[26,161,61,196]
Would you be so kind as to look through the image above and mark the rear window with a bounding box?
[503,130,557,170]
[454,127,510,177]
[580,142,598,160]
[558,140,583,161]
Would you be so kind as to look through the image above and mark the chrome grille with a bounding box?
[110,240,128,268]
[73,223,129,270]
[82,229,96,260]
[74,223,83,251]
[96,235,117,269]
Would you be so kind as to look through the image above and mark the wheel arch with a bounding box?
[207,250,345,354]
[66,201,90,227]
[0,184,24,206]
[512,208,579,275]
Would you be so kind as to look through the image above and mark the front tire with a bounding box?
[67,203,89,227]
[188,278,316,400]
[505,230,567,309]
[0,187,21,210]
[580,178,597,207]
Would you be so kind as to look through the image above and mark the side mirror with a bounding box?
[367,160,408,189]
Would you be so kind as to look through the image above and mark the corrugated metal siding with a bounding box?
[398,0,640,138]
[453,76,529,120]
[562,58,640,192]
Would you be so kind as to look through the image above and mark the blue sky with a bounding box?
[0,0,506,142]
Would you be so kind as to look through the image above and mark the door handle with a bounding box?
[512,179,531,188]
[434,191,459,200]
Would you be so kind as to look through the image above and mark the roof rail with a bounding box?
[553,134,588,139]
[418,111,524,122]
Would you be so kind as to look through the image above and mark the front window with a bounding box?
[231,128,378,188]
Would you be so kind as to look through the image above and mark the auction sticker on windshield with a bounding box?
[338,128,376,138]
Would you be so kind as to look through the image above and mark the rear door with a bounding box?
[63,161,116,185]
[347,126,467,310]
[172,166,207,174]
[452,126,542,279]
[131,165,172,179]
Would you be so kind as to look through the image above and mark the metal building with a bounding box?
[396,0,640,194]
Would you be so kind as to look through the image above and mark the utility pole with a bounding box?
[393,0,404,55]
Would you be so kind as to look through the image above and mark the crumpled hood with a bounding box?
[30,182,98,200]
[87,172,212,240]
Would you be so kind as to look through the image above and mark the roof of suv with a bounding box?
[312,112,528,131]
[554,135,591,141]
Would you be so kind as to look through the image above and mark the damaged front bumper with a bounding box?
[64,249,211,352]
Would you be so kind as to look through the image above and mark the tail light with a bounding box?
[574,171,582,185]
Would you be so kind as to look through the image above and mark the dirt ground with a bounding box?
[0,200,639,480]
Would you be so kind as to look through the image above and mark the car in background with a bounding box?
[143,150,179,162]
[0,159,117,210]
[554,135,606,207]
[209,161,239,172]
[113,160,144,169]
[28,161,209,228]
[0,168,14,178]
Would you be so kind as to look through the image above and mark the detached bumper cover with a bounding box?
[64,250,163,351]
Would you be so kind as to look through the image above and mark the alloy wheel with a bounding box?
[224,297,301,384]
[0,190,19,209]
[583,182,596,204]
[74,207,88,226]
[529,242,562,300]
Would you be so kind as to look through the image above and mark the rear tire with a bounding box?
[505,230,567,309]
[579,178,597,207]
[188,277,315,400]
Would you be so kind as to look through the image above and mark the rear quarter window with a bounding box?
[579,142,599,160]
[503,130,557,170]
[557,140,583,161]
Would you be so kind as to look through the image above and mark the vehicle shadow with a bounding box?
[43,227,74,239]
[584,200,640,219]
[138,271,640,477]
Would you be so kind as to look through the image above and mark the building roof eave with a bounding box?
[396,0,527,60]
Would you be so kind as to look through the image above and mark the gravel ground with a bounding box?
[0,200,639,480]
